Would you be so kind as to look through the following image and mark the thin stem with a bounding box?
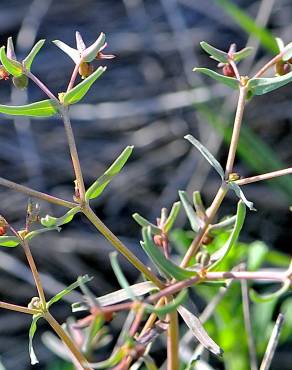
[167,309,179,370]
[225,86,248,176]
[180,184,228,268]
[253,54,282,79]
[67,62,80,92]
[26,70,59,103]
[236,167,292,186]
[43,311,92,370]
[0,301,40,315]
[22,240,46,309]
[83,206,164,288]
[61,107,86,203]
[0,176,77,208]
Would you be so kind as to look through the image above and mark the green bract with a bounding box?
[0,100,58,117]
[248,71,292,95]
[0,236,20,247]
[62,66,107,105]
[179,191,201,232]
[41,207,81,228]
[23,39,46,71]
[0,46,23,76]
[193,68,239,89]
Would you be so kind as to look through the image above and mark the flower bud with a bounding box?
[153,234,163,247]
[79,62,94,78]
[275,61,291,76]
[222,64,235,77]
[196,250,211,267]
[12,74,28,89]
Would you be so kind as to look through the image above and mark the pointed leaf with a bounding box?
[164,201,181,233]
[52,40,80,64]
[185,134,225,179]
[208,215,236,232]
[88,348,125,369]
[41,206,80,228]
[193,67,239,89]
[25,226,61,240]
[86,145,133,200]
[47,275,92,308]
[248,71,292,95]
[0,99,58,117]
[141,227,196,281]
[82,33,106,62]
[229,182,256,210]
[250,280,290,303]
[178,305,223,356]
[200,41,228,63]
[23,40,46,70]
[193,191,206,219]
[29,314,42,365]
[72,281,157,312]
[233,47,253,62]
[0,236,20,247]
[146,289,188,315]
[0,46,23,76]
[132,213,161,234]
[179,191,201,232]
[63,66,106,105]
[208,201,246,270]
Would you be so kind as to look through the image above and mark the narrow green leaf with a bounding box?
[86,146,133,200]
[208,201,246,270]
[214,0,278,53]
[209,215,237,232]
[82,315,105,353]
[25,227,61,240]
[88,348,124,369]
[229,182,256,211]
[184,134,225,179]
[146,289,188,315]
[233,46,253,62]
[0,99,58,117]
[200,41,228,63]
[193,67,239,89]
[72,281,157,312]
[141,227,196,281]
[29,314,42,365]
[193,191,206,219]
[164,201,181,233]
[248,71,292,95]
[0,236,20,247]
[132,213,161,234]
[178,305,223,356]
[83,33,106,62]
[110,252,137,301]
[41,206,80,228]
[23,39,46,70]
[250,280,290,303]
[0,46,22,76]
[179,191,201,232]
[52,40,80,64]
[47,275,92,308]
[63,66,106,105]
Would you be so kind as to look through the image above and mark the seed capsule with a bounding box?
[79,62,94,78]
[222,64,235,77]
[12,74,28,89]
[275,61,291,76]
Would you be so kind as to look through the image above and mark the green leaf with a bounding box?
[52,40,80,64]
[88,348,125,369]
[25,227,61,240]
[229,182,256,211]
[63,66,106,105]
[29,314,42,365]
[83,33,106,62]
[179,191,201,232]
[47,275,92,308]
[110,252,137,301]
[193,68,239,89]
[184,134,225,179]
[209,215,237,233]
[72,281,157,312]
[0,46,23,76]
[200,41,228,63]
[250,280,290,303]
[141,227,196,281]
[23,40,46,70]
[164,201,181,233]
[132,213,161,234]
[86,146,133,200]
[145,289,188,315]
[247,241,268,271]
[41,206,80,228]
[193,191,206,219]
[214,0,278,53]
[178,305,223,356]
[233,47,253,62]
[248,71,292,95]
[0,100,58,117]
[209,201,246,270]
[0,236,20,247]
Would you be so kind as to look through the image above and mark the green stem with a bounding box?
[0,301,40,315]
[43,311,92,370]
[167,309,179,370]
[83,205,164,288]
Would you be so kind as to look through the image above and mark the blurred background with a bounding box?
[0,0,291,369]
